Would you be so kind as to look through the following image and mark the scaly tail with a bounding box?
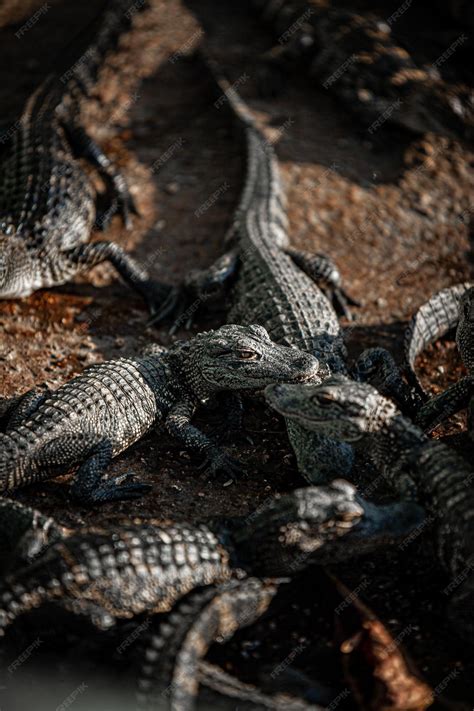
[137,578,279,710]
[0,556,66,635]
[404,282,473,395]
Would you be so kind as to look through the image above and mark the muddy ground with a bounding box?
[0,0,473,709]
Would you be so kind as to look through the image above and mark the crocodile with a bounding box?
[265,376,474,640]
[138,578,324,710]
[0,489,422,707]
[153,55,417,483]
[0,324,320,504]
[0,482,423,635]
[403,282,474,432]
[0,0,168,313]
[252,0,474,140]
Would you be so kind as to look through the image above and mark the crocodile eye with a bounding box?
[238,350,259,360]
[315,393,336,406]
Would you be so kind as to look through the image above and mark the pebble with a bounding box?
[164,182,179,194]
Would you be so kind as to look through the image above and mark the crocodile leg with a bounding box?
[285,248,359,318]
[165,400,244,478]
[0,498,66,573]
[60,241,172,317]
[414,375,474,432]
[207,392,245,443]
[149,250,240,329]
[137,578,280,711]
[63,120,138,229]
[36,435,150,505]
[287,424,354,484]
[5,388,51,432]
[353,347,424,417]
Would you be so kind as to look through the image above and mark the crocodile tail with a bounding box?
[0,562,61,637]
[404,282,473,395]
[63,0,148,96]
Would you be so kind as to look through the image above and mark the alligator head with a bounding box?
[183,324,321,399]
[232,480,424,577]
[264,375,396,442]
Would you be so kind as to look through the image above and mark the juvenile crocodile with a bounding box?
[0,482,423,636]
[0,324,320,504]
[403,282,474,432]
[154,57,415,482]
[265,376,474,640]
[138,578,320,710]
[253,0,474,140]
[0,0,167,312]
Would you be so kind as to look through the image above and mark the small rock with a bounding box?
[164,182,179,195]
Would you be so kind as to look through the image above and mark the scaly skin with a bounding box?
[136,579,304,711]
[0,324,319,504]
[403,283,474,433]
[253,0,474,140]
[265,376,474,640]
[404,282,473,395]
[139,579,320,709]
[155,57,412,484]
[0,0,168,313]
[0,484,423,636]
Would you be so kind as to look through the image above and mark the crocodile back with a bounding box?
[1,356,167,490]
[0,77,95,256]
[229,125,346,371]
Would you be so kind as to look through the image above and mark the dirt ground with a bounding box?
[0,0,473,708]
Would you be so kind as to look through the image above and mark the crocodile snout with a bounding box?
[290,354,321,383]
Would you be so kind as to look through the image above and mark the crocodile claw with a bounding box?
[198,447,244,480]
[118,191,139,230]
[331,288,360,320]
[145,284,182,325]
[73,472,151,505]
[146,286,189,329]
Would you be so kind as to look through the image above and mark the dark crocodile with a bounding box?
[138,577,325,709]
[154,56,417,483]
[265,376,474,640]
[0,482,423,632]
[0,0,168,313]
[253,0,474,140]
[0,488,422,706]
[0,324,319,504]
